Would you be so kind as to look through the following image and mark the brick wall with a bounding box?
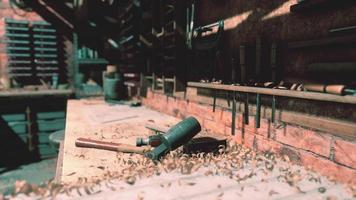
[195,0,356,83]
[142,89,356,187]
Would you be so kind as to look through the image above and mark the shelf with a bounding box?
[78,58,109,65]
[0,89,73,98]
[290,0,354,13]
[288,35,356,49]
[188,82,356,105]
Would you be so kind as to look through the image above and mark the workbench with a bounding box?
[51,99,352,199]
[56,99,180,183]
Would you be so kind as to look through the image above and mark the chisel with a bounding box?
[231,56,237,135]
[75,138,151,154]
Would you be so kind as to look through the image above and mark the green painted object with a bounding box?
[103,72,125,101]
[37,119,65,132]
[36,111,65,120]
[8,121,27,134]
[145,117,201,160]
[2,114,26,122]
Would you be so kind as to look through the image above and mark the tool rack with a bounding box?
[32,21,61,80]
[3,19,32,83]
[187,82,356,139]
[1,18,68,87]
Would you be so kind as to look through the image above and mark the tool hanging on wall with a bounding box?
[231,56,237,135]
[255,37,262,128]
[240,45,249,125]
[270,43,277,123]
[186,0,195,50]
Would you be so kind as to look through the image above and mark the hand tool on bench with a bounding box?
[75,138,151,154]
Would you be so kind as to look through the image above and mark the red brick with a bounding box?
[203,119,226,135]
[275,125,331,157]
[220,109,233,126]
[241,132,255,150]
[300,150,356,186]
[334,139,356,169]
[187,103,214,120]
[254,134,282,153]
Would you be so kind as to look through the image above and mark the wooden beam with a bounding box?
[187,82,356,105]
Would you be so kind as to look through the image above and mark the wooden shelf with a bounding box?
[78,58,109,65]
[290,0,354,13]
[0,89,73,98]
[187,82,356,105]
[288,35,356,49]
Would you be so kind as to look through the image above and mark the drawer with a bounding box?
[37,119,65,132]
[2,114,26,122]
[36,111,65,120]
[38,144,57,158]
[8,121,27,134]
[37,133,50,144]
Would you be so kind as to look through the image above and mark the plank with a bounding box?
[188,82,356,105]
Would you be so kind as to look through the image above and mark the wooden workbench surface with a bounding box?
[58,99,180,183]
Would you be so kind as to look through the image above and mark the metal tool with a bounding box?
[231,56,237,135]
[244,93,249,125]
[270,43,277,123]
[255,93,261,128]
[145,117,201,160]
[255,37,262,128]
[75,138,151,154]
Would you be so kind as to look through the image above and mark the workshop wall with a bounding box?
[195,0,356,84]
[0,0,43,21]
[143,89,356,187]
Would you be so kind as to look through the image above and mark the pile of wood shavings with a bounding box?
[6,142,355,199]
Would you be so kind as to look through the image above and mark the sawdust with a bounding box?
[6,141,353,199]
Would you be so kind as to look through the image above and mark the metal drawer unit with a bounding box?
[31,21,60,79]
[3,19,33,83]
[36,111,65,158]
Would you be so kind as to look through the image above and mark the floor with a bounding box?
[4,99,354,199]
[0,158,57,195]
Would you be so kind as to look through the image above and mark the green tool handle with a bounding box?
[244,93,249,125]
[255,94,261,128]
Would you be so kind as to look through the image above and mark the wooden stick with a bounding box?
[75,138,151,154]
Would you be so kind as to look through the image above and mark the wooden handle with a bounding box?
[304,83,326,93]
[325,85,345,95]
[75,138,151,154]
